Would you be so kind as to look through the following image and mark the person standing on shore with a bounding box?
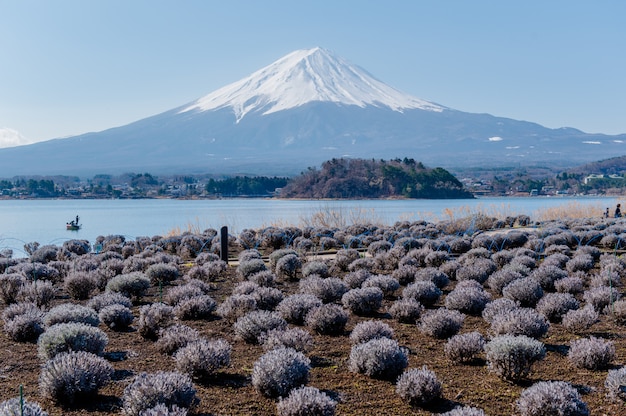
[615,204,622,218]
[605,208,610,218]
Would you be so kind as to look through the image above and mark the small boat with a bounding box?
[66,215,81,230]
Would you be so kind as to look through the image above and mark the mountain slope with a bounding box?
[0,47,624,177]
[179,47,445,121]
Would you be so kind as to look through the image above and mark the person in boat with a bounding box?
[75,215,80,225]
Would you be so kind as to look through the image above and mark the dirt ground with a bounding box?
[1,262,625,416]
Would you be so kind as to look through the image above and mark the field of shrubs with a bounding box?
[1,213,626,415]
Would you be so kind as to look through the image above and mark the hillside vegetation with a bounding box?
[280,158,473,199]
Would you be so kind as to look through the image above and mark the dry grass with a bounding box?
[298,205,384,229]
[534,201,605,221]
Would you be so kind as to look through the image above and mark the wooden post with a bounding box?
[220,226,229,262]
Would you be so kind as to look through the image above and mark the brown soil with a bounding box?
[1,264,625,416]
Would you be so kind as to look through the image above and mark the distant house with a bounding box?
[583,174,624,184]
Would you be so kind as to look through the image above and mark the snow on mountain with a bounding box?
[0,128,32,148]
[180,47,445,122]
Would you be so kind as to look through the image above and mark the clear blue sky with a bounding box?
[1,0,625,144]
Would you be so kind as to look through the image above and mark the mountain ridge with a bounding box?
[0,47,624,177]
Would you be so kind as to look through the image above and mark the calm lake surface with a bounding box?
[0,197,619,257]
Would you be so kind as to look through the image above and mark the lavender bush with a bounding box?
[348,337,408,380]
[122,371,198,416]
[305,304,348,335]
[251,347,311,398]
[388,298,424,324]
[567,336,615,370]
[276,386,337,416]
[419,308,465,339]
[395,366,442,406]
[485,335,546,382]
[39,350,113,405]
[174,338,231,378]
[37,322,108,361]
[516,381,589,416]
[444,331,485,364]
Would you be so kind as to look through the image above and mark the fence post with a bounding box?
[220,226,229,262]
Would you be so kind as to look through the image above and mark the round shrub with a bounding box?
[305,304,348,335]
[164,285,204,306]
[174,338,231,378]
[419,308,465,339]
[605,366,626,402]
[0,397,48,416]
[485,334,546,382]
[414,267,449,289]
[444,281,491,315]
[2,301,44,342]
[0,273,26,305]
[444,331,485,364]
[487,268,524,294]
[348,338,408,380]
[43,303,100,327]
[362,275,400,298]
[237,258,268,279]
[554,276,585,295]
[402,281,442,306]
[302,261,329,278]
[275,255,302,280]
[251,347,311,398]
[530,264,568,291]
[37,322,108,361]
[261,328,314,353]
[395,366,442,406]
[299,276,347,304]
[39,350,113,405]
[174,295,217,320]
[502,277,543,307]
[516,381,589,416]
[216,294,258,322]
[99,304,134,330]
[146,263,180,285]
[583,286,621,312]
[341,287,383,316]
[87,291,133,312]
[535,292,579,323]
[441,406,486,416]
[350,320,394,345]
[16,280,55,307]
[343,269,372,289]
[567,336,615,370]
[481,298,519,323]
[106,272,151,299]
[64,272,98,300]
[137,404,188,416]
[490,307,549,339]
[562,305,599,333]
[234,310,288,344]
[389,298,424,324]
[276,294,322,325]
[138,303,174,340]
[276,386,337,416]
[122,371,198,416]
[157,324,201,355]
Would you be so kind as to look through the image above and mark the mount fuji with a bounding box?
[0,47,624,177]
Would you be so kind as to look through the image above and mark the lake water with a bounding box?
[0,196,619,257]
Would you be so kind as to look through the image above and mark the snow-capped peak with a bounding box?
[0,127,33,149]
[180,47,444,122]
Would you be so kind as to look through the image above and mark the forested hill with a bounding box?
[280,158,473,199]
